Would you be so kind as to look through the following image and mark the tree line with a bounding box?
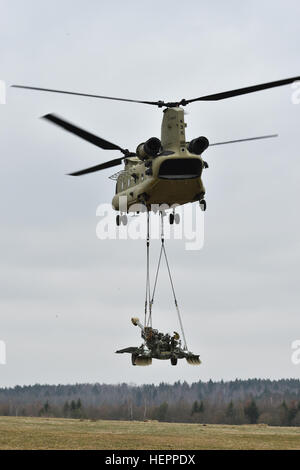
[0,379,300,426]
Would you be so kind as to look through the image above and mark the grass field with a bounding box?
[0,416,299,450]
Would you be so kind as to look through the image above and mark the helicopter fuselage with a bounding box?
[112,107,206,212]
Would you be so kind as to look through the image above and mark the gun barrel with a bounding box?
[131,317,144,331]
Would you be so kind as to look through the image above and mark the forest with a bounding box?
[0,379,300,426]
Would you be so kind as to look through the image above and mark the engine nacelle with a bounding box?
[136,137,161,160]
[188,136,209,155]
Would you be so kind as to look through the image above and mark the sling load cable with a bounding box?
[144,210,151,328]
[147,221,163,330]
[148,211,188,351]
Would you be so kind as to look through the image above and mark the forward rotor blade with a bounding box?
[210,134,278,147]
[186,76,300,103]
[68,158,123,176]
[12,85,159,106]
[42,113,126,152]
[12,76,300,108]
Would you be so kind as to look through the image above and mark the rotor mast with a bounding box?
[161,107,187,152]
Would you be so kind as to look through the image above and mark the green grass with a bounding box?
[0,416,299,450]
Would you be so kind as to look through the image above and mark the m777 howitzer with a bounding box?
[116,317,201,366]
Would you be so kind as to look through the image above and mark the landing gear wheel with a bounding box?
[200,199,207,212]
[121,214,128,225]
[169,213,174,225]
[116,215,121,226]
[171,356,178,366]
[174,213,180,224]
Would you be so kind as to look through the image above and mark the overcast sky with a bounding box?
[0,0,300,387]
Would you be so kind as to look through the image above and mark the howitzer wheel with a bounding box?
[186,355,201,366]
[170,356,178,366]
[135,356,152,366]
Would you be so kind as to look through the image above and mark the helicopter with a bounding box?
[11,76,300,367]
[12,75,299,226]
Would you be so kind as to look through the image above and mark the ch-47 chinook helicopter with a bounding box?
[12,75,299,225]
[11,76,300,366]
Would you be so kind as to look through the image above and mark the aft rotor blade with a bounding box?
[210,134,278,147]
[68,158,123,176]
[186,76,300,103]
[12,85,159,106]
[42,113,126,152]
